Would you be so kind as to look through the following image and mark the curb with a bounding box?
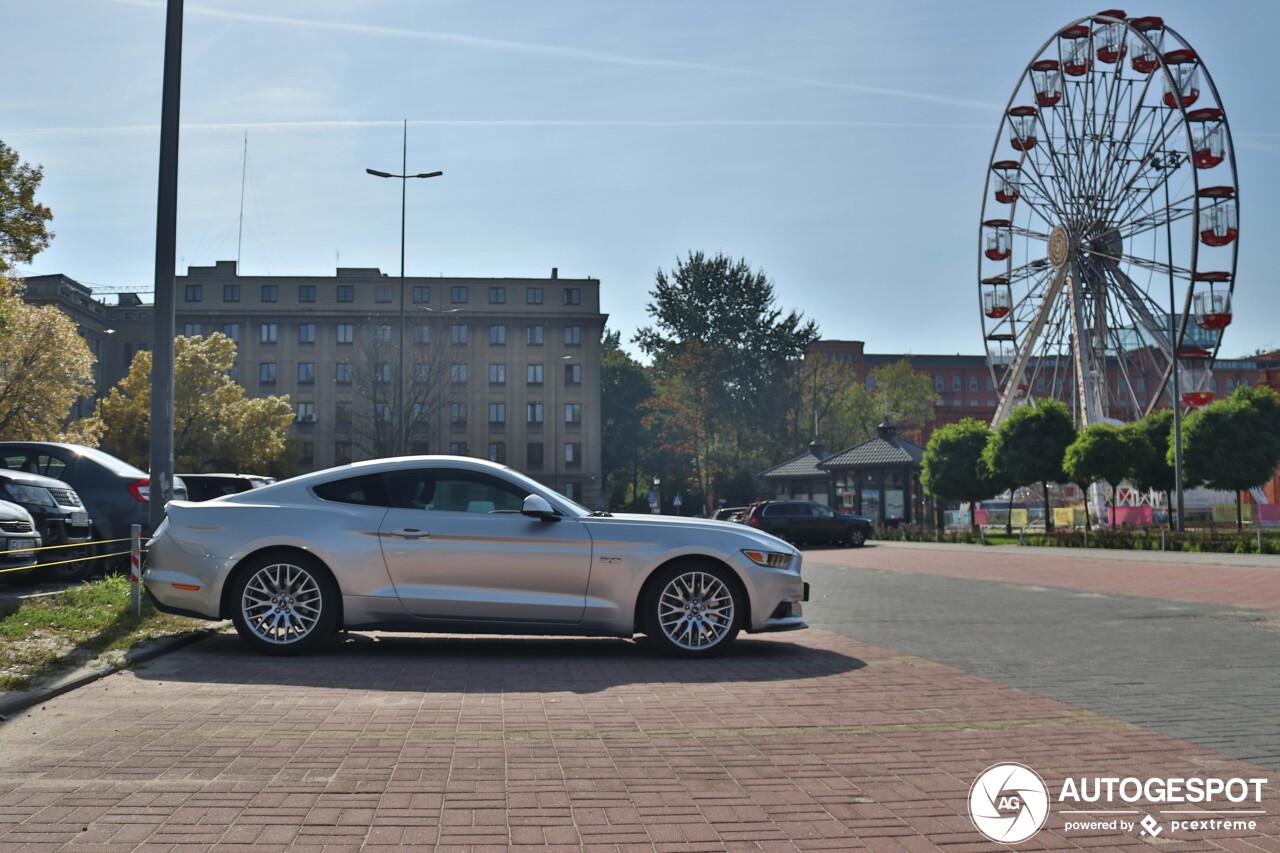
[0,625,227,721]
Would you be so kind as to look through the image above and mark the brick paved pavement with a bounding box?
[1,625,1277,851]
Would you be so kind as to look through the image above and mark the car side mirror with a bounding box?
[521,494,559,521]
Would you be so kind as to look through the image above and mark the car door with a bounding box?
[810,503,844,540]
[377,466,593,624]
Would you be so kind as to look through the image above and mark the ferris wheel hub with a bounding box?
[1048,226,1070,267]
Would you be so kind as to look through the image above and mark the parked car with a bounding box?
[177,473,272,502]
[0,469,95,581]
[713,506,747,522]
[0,443,187,571]
[0,499,41,580]
[743,500,873,547]
[146,456,809,657]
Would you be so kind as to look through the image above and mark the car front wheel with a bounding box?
[644,563,742,657]
[230,553,338,655]
[845,526,867,548]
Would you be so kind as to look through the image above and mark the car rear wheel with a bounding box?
[845,526,867,548]
[643,563,742,657]
[40,545,96,583]
[230,553,338,655]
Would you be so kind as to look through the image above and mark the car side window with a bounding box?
[36,454,67,480]
[415,470,527,514]
[313,474,391,507]
[789,503,812,517]
[813,504,836,518]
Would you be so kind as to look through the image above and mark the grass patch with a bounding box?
[0,574,207,692]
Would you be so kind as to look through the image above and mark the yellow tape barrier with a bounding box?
[0,537,138,575]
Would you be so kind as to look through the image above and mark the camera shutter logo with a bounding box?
[969,763,1050,844]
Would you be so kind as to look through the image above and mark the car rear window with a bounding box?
[312,474,390,507]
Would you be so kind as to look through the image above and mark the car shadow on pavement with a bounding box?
[134,632,864,694]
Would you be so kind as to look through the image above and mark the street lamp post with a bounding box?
[366,119,442,456]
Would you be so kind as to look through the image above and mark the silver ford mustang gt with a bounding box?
[145,457,808,657]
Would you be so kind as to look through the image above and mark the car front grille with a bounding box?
[0,519,34,533]
[48,488,82,508]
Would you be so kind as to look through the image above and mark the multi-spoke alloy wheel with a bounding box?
[646,565,741,657]
[230,554,338,655]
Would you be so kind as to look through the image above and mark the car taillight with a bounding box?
[129,479,150,502]
[747,514,761,527]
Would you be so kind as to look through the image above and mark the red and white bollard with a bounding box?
[130,524,142,617]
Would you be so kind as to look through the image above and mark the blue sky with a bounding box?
[5,0,1277,359]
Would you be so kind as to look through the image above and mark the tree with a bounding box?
[95,333,296,473]
[0,140,53,274]
[1063,423,1135,522]
[600,329,654,510]
[793,357,937,453]
[1179,386,1280,530]
[921,419,999,532]
[349,321,458,459]
[1125,409,1175,529]
[0,297,98,442]
[984,400,1076,531]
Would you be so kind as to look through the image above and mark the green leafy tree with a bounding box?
[95,333,296,473]
[984,399,1076,531]
[1063,423,1135,521]
[1179,386,1280,530]
[0,298,99,443]
[600,329,654,510]
[1125,409,1175,529]
[921,419,998,532]
[0,140,53,274]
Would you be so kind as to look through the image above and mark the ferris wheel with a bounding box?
[979,11,1239,428]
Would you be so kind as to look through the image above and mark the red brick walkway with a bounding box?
[810,541,1280,611]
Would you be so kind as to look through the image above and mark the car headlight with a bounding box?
[5,484,55,507]
[742,549,794,570]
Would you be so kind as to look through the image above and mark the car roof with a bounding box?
[0,468,73,490]
[0,442,147,478]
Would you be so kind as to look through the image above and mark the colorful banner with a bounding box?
[1212,503,1253,523]
[1053,508,1075,527]
[1010,509,1028,527]
[1108,506,1153,527]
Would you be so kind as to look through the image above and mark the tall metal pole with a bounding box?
[150,0,183,532]
[1160,154,1186,532]
[398,119,407,456]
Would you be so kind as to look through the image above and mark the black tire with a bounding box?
[642,562,742,657]
[38,544,96,583]
[228,552,339,655]
[845,526,867,548]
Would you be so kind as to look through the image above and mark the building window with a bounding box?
[565,364,582,385]
[449,442,468,456]
[221,323,239,342]
[335,441,352,465]
[488,442,506,464]
[564,403,582,425]
[450,403,467,424]
[1226,378,1235,392]
[451,323,468,345]
[298,323,316,344]
[489,403,506,425]
[223,284,240,302]
[413,286,430,304]
[337,323,354,344]
[185,284,202,302]
[489,325,506,345]
[527,443,544,469]
[1036,376,1046,392]
[259,362,277,383]
[261,284,278,303]
[413,363,429,383]
[298,285,316,303]
[489,287,506,304]
[335,362,352,384]
[564,482,577,501]
[526,287,543,305]
[489,363,506,384]
[527,325,544,346]
[296,402,315,422]
[934,375,944,393]
[987,376,996,391]
[527,364,543,384]
[952,376,962,392]
[375,324,392,344]
[527,402,544,424]
[375,284,393,303]
[298,362,315,383]
[451,364,468,384]
[336,285,354,303]
[260,323,278,344]
[375,363,391,383]
[413,324,428,344]
[302,442,314,463]
[182,323,202,337]
[564,326,581,346]
[375,402,391,422]
[565,442,581,465]
[1137,376,1147,392]
[451,286,468,304]
[335,401,353,426]
[563,287,581,306]
[970,375,979,392]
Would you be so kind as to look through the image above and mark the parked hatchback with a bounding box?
[743,500,872,547]
[0,499,41,580]
[0,443,186,571]
[0,469,94,581]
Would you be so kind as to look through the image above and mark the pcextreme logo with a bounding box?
[969,763,1270,844]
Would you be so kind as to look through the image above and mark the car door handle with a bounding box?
[389,528,431,540]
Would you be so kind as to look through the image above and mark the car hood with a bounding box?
[582,512,796,553]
